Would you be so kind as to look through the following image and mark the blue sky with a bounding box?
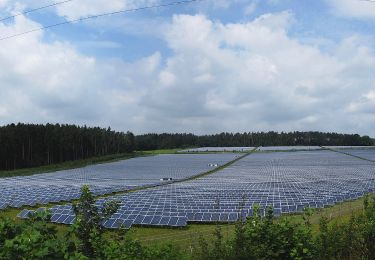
[0,0,375,136]
[20,0,375,59]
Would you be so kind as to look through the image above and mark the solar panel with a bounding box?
[159,217,170,225]
[50,214,61,222]
[17,209,32,219]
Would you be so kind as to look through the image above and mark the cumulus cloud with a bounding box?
[327,0,375,19]
[0,14,150,129]
[0,8,375,135]
[139,12,375,134]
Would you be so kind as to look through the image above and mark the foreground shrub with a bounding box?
[0,189,374,259]
[193,197,375,260]
[0,211,65,259]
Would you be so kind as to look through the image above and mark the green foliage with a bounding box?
[0,192,374,259]
[235,206,316,260]
[135,131,374,151]
[70,185,120,257]
[193,198,375,260]
[0,186,182,259]
[0,210,66,259]
[316,195,375,260]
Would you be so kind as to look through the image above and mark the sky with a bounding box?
[0,0,374,136]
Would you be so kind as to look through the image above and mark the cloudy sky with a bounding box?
[0,0,374,135]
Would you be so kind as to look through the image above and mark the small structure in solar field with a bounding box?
[208,163,218,167]
[160,177,173,181]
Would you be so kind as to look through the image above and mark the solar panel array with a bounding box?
[24,149,375,229]
[326,148,375,161]
[0,153,239,210]
[179,147,254,153]
[324,146,375,150]
[258,146,323,151]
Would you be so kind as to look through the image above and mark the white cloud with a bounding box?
[347,90,375,113]
[139,13,375,134]
[159,70,176,87]
[0,14,148,128]
[327,0,375,19]
[0,10,375,136]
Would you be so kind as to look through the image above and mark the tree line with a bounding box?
[1,186,374,259]
[0,123,135,171]
[135,131,374,150]
[0,123,373,171]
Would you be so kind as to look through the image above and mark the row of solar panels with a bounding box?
[19,197,352,229]
[17,189,373,228]
[0,153,239,210]
[179,147,255,153]
[16,149,375,229]
[18,208,189,228]
[179,146,375,153]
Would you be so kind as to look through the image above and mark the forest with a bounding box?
[135,131,374,150]
[0,123,373,171]
[0,123,135,171]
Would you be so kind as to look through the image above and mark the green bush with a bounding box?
[193,197,375,260]
[0,189,374,260]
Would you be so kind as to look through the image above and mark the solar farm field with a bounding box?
[330,148,375,161]
[20,149,375,229]
[0,153,239,210]
[324,146,375,150]
[258,146,323,151]
[179,147,255,153]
